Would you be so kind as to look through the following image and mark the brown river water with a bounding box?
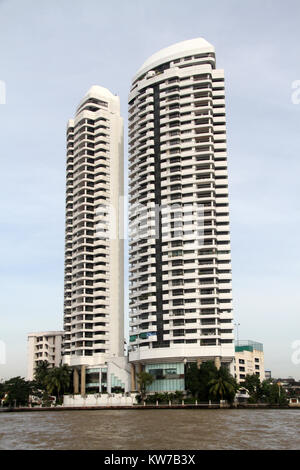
[0,409,299,450]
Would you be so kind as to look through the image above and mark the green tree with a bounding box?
[208,367,238,403]
[3,377,34,407]
[242,375,288,405]
[243,374,264,403]
[186,361,238,402]
[185,363,201,398]
[267,382,288,405]
[34,360,50,389]
[45,364,71,404]
[174,390,184,403]
[243,374,261,395]
[0,380,5,401]
[260,379,272,399]
[137,371,154,400]
[198,361,219,401]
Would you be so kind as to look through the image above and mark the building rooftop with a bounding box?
[136,37,215,77]
[83,85,115,100]
[235,340,263,353]
[28,331,64,337]
[75,85,120,117]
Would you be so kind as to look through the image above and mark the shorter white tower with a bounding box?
[62,86,127,394]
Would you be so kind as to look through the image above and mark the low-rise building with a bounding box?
[27,331,64,380]
[275,377,300,400]
[72,356,131,396]
[234,340,265,383]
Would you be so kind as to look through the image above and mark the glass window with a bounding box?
[165,368,177,375]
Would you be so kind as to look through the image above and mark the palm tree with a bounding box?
[208,367,238,403]
[45,365,71,403]
[34,360,50,389]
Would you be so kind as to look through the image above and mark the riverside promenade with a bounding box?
[0,403,297,412]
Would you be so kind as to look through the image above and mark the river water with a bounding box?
[0,409,299,450]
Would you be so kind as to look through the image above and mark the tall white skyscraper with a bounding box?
[62,86,126,394]
[128,38,235,392]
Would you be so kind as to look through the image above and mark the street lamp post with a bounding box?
[234,322,240,345]
[183,358,187,392]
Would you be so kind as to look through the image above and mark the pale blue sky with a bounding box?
[0,0,300,379]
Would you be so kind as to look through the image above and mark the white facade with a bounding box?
[128,38,235,383]
[62,86,124,371]
[235,341,265,383]
[27,331,63,380]
[63,392,138,407]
